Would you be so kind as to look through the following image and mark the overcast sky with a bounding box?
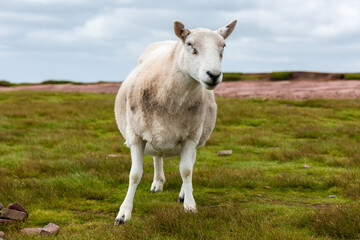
[1,0,360,83]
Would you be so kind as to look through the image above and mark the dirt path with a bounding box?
[1,80,360,99]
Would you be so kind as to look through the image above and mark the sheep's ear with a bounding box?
[174,21,190,41]
[216,20,237,39]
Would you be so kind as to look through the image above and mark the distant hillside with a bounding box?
[222,72,360,82]
[1,72,360,87]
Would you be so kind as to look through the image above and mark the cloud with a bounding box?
[0,0,360,82]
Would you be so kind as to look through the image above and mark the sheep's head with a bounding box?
[174,20,237,90]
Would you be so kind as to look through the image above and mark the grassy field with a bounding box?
[0,91,359,239]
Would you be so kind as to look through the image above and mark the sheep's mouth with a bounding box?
[204,82,218,89]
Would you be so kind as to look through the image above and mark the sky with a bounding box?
[1,0,360,83]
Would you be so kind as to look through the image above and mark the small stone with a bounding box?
[257,194,262,197]
[0,203,3,211]
[8,203,28,217]
[263,186,271,189]
[217,150,232,156]
[40,223,60,236]
[329,195,336,198]
[108,154,121,158]
[0,231,6,239]
[303,164,311,169]
[0,209,28,221]
[20,228,42,235]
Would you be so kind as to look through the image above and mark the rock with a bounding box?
[40,223,60,236]
[0,219,12,225]
[8,203,28,217]
[217,150,232,156]
[329,195,336,198]
[257,194,262,197]
[20,228,42,235]
[0,209,28,221]
[0,231,6,239]
[303,164,311,169]
[0,203,3,211]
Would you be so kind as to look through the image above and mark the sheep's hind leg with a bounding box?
[179,140,197,212]
[150,156,165,193]
[115,141,145,225]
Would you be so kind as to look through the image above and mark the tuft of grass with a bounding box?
[40,80,84,85]
[222,72,242,81]
[270,71,292,81]
[0,80,15,87]
[299,203,360,239]
[344,73,360,80]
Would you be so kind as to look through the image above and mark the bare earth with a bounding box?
[1,80,360,99]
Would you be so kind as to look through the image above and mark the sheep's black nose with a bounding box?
[206,71,221,82]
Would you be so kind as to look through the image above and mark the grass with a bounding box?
[0,80,86,87]
[40,80,84,85]
[345,73,360,80]
[222,72,242,81]
[0,91,359,239]
[270,72,292,81]
[0,80,14,87]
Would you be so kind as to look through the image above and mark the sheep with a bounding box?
[114,20,237,225]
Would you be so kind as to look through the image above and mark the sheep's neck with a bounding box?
[161,47,202,115]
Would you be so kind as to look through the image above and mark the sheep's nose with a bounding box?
[206,71,221,82]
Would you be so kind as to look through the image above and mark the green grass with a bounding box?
[270,72,292,81]
[0,91,360,239]
[0,80,15,87]
[345,73,360,80]
[222,72,242,81]
[40,80,84,85]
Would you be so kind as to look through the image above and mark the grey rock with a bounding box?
[0,231,6,239]
[40,223,60,236]
[0,209,28,221]
[217,150,232,156]
[8,203,28,217]
[20,228,42,235]
[329,195,336,198]
[303,164,311,169]
[257,194,262,197]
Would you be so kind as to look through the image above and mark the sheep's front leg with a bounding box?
[150,156,165,193]
[115,141,145,225]
[179,140,197,212]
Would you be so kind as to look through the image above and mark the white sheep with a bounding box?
[114,20,237,224]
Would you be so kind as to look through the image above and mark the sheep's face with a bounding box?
[174,20,237,90]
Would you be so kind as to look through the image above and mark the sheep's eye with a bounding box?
[187,42,197,54]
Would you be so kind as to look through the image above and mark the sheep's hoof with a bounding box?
[178,196,184,203]
[114,215,126,225]
[184,206,197,213]
[150,180,164,193]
